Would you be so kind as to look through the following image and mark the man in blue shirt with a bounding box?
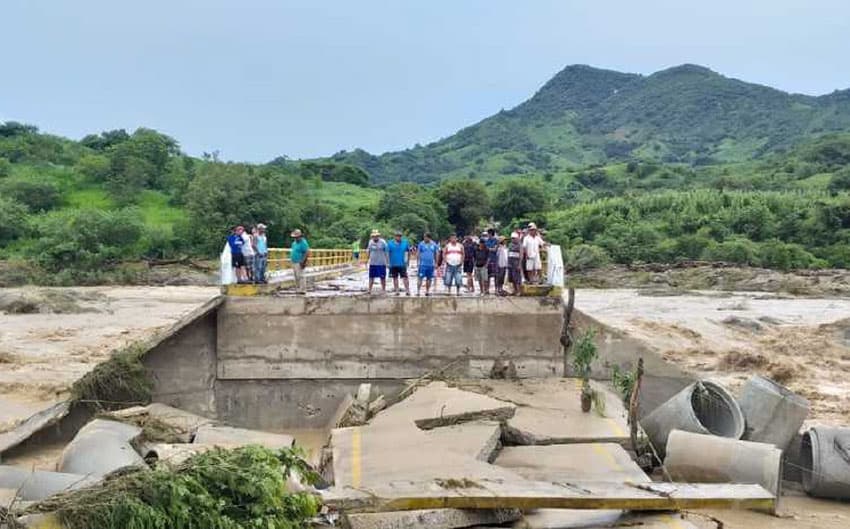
[290,228,310,294]
[227,225,248,283]
[387,230,411,296]
[416,232,439,296]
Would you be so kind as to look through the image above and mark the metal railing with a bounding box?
[268,248,360,272]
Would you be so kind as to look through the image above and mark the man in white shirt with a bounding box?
[522,222,547,284]
[442,233,465,296]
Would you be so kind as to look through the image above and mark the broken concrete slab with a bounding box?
[346,508,521,529]
[331,424,520,488]
[424,421,502,462]
[106,402,215,443]
[0,466,98,502]
[192,425,294,449]
[322,478,776,513]
[512,509,622,529]
[57,419,145,477]
[369,381,516,430]
[0,401,70,458]
[509,511,700,529]
[462,379,630,446]
[495,444,649,483]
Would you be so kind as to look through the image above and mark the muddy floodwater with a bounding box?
[577,289,850,426]
[0,286,218,430]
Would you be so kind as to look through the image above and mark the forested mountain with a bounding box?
[329,64,850,184]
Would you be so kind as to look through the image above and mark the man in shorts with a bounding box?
[473,235,490,295]
[443,233,465,296]
[227,225,248,283]
[367,229,389,294]
[523,222,548,284]
[387,230,411,296]
[416,232,439,296]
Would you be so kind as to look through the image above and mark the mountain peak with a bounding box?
[650,63,719,79]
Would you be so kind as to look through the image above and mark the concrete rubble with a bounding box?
[106,402,215,443]
[192,424,294,449]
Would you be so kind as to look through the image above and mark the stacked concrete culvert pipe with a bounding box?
[664,430,783,499]
[801,427,850,499]
[739,375,809,451]
[0,466,98,501]
[640,380,745,457]
[57,419,146,477]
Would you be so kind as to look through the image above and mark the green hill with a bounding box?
[329,64,850,184]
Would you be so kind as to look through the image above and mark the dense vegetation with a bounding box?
[2,64,850,283]
[33,446,319,529]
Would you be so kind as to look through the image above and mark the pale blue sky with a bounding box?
[2,0,848,161]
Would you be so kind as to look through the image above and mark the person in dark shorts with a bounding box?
[473,236,490,295]
[387,230,411,296]
[367,229,389,294]
[462,235,476,292]
[485,228,499,292]
[416,232,439,296]
[227,225,248,283]
[508,232,523,295]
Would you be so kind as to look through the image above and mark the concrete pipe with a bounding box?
[0,466,98,501]
[665,430,783,498]
[801,427,850,499]
[640,380,745,457]
[58,419,146,477]
[739,375,809,451]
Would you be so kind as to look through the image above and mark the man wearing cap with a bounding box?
[416,232,439,296]
[254,224,269,283]
[387,230,411,296]
[227,225,248,283]
[522,222,547,284]
[367,229,389,294]
[290,228,310,294]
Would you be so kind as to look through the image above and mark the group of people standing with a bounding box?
[227,224,269,284]
[227,225,311,293]
[365,223,548,296]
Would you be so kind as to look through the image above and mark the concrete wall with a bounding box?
[216,379,406,430]
[144,310,218,418]
[216,296,565,381]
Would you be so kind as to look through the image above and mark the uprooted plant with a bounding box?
[30,445,320,529]
[572,327,605,416]
[70,342,153,411]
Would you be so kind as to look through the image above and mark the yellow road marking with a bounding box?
[661,513,689,528]
[592,444,623,472]
[606,417,627,438]
[351,427,362,487]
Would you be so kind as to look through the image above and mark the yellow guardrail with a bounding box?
[268,248,360,272]
[267,245,547,278]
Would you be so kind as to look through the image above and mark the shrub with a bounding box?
[1,176,62,211]
[31,208,145,273]
[0,195,29,244]
[565,244,610,271]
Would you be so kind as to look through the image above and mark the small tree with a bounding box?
[572,328,603,414]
